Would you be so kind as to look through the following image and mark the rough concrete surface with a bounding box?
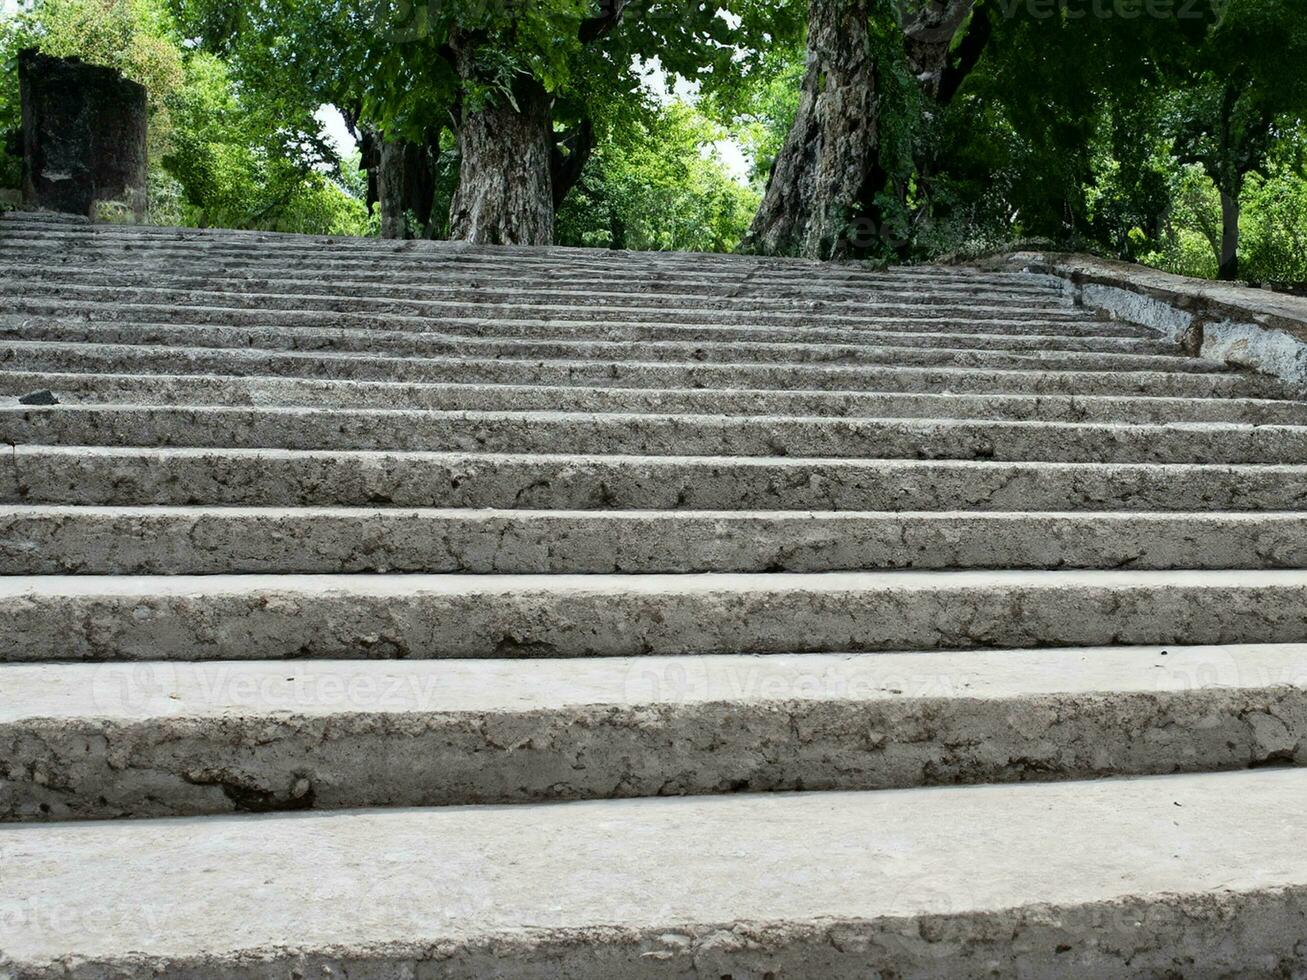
[4,770,1307,977]
[5,505,1307,574]
[3,646,1307,819]
[3,569,1307,662]
[999,251,1307,393]
[7,446,1307,512]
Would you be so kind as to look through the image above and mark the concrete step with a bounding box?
[5,506,1307,575]
[0,319,1208,373]
[1,285,1076,323]
[5,340,1278,397]
[0,260,1070,303]
[0,301,1138,344]
[4,645,1305,820]
[8,446,1307,512]
[4,404,1306,463]
[1,296,1100,334]
[0,218,1064,283]
[4,770,1307,975]
[3,569,1305,663]
[7,371,1304,424]
[0,261,1076,307]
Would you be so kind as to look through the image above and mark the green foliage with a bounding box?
[557,100,758,252]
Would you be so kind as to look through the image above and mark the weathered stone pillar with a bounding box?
[19,49,148,220]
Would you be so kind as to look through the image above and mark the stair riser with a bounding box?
[5,581,1305,662]
[7,686,1304,821]
[5,511,1307,575]
[9,449,1307,511]
[0,229,1064,281]
[3,343,1274,397]
[0,307,1145,345]
[2,295,1087,331]
[4,408,1304,463]
[0,262,1071,301]
[0,282,1077,316]
[0,321,1196,370]
[7,372,1300,424]
[0,263,1069,303]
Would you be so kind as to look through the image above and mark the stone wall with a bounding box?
[990,251,1307,395]
[19,49,148,220]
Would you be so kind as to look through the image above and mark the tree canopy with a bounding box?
[2,0,1305,281]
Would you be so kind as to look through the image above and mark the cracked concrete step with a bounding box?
[0,221,1063,281]
[0,261,1069,303]
[6,372,1303,425]
[0,262,1082,308]
[0,320,1206,372]
[5,340,1279,397]
[0,307,1141,351]
[5,405,1307,464]
[3,569,1307,663]
[1,297,1100,334]
[0,302,1136,344]
[4,645,1306,820]
[4,770,1307,976]
[8,447,1307,512]
[1,288,1083,326]
[5,506,1307,575]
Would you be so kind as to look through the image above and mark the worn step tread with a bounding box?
[3,770,1307,976]
[1,319,1199,369]
[4,568,1306,662]
[4,645,1306,820]
[5,403,1305,463]
[3,340,1279,397]
[3,371,1303,424]
[8,445,1307,511]
[5,505,1307,574]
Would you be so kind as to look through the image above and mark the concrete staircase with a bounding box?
[3,209,1307,976]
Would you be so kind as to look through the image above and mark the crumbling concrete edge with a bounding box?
[982,251,1307,395]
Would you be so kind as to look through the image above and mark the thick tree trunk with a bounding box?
[901,0,980,103]
[448,63,555,246]
[739,0,882,260]
[1218,189,1240,281]
[19,49,148,220]
[377,137,436,239]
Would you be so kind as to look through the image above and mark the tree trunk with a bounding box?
[739,0,881,260]
[901,0,979,104]
[377,137,437,240]
[1218,188,1240,281]
[448,60,555,246]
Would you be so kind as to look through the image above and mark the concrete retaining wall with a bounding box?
[991,252,1307,395]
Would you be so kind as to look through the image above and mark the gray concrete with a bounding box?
[1000,251,1307,393]
[2,569,1306,663]
[4,770,1307,976]
[5,505,1307,574]
[8,370,1304,423]
[5,215,1307,969]
[4,645,1307,819]
[2,314,1206,370]
[3,339,1283,397]
[5,404,1307,463]
[7,446,1307,511]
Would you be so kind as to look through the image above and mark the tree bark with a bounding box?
[1218,188,1240,281]
[448,58,555,246]
[741,0,982,260]
[739,0,883,260]
[19,49,148,220]
[377,137,437,239]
